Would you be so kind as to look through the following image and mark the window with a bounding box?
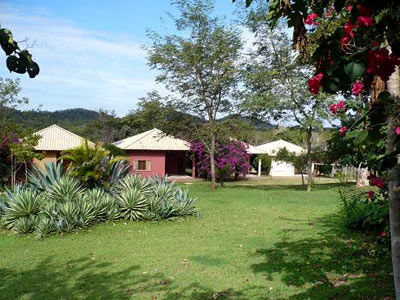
[134,160,151,171]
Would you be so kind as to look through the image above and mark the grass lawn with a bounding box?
[0,177,394,299]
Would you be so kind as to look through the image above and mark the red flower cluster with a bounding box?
[304,13,318,26]
[308,73,323,94]
[356,4,373,27]
[381,232,387,237]
[366,48,400,81]
[396,126,400,136]
[352,81,364,95]
[341,21,357,50]
[367,190,375,199]
[329,100,346,114]
[325,6,333,18]
[339,126,348,136]
[357,16,373,27]
[368,175,386,189]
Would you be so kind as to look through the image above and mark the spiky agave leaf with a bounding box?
[116,187,147,221]
[13,215,37,234]
[35,215,56,238]
[45,176,84,203]
[28,160,64,191]
[83,188,117,221]
[114,175,152,195]
[2,188,43,230]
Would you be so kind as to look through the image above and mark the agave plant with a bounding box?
[35,215,56,238]
[114,175,152,195]
[45,176,84,203]
[28,161,64,192]
[116,188,147,221]
[83,188,118,221]
[1,187,43,231]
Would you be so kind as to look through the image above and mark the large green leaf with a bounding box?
[344,62,365,81]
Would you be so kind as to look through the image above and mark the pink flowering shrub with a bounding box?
[190,140,250,182]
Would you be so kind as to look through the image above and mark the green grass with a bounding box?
[0,177,394,299]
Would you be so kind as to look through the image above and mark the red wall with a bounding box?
[126,150,166,177]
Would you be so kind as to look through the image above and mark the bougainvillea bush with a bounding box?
[190,140,250,184]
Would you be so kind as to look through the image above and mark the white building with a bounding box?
[254,139,305,177]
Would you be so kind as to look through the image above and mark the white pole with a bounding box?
[258,158,262,177]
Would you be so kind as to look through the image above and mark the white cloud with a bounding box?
[0,2,165,115]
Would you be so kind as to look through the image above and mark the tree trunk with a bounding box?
[301,171,305,186]
[387,66,400,299]
[209,131,216,190]
[24,161,28,182]
[306,132,313,192]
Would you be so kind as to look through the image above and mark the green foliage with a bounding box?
[61,141,129,189]
[253,153,272,175]
[0,28,39,78]
[28,160,64,192]
[338,184,389,231]
[0,173,198,238]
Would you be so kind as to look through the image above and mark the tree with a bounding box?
[122,91,200,140]
[0,78,29,133]
[190,139,250,186]
[147,0,242,189]
[235,0,400,296]
[0,26,39,77]
[242,23,332,192]
[276,147,308,185]
[9,134,43,185]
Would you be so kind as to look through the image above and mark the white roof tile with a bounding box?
[33,124,91,151]
[114,128,190,151]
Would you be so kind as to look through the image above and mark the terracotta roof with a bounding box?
[114,128,190,151]
[257,139,305,156]
[33,124,91,151]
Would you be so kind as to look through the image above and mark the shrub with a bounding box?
[61,141,129,189]
[338,184,388,231]
[0,174,198,238]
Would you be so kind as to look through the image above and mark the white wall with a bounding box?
[270,160,295,176]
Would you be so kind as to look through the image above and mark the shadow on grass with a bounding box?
[250,214,394,299]
[0,256,252,299]
[229,182,354,192]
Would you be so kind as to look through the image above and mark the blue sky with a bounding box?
[0,1,241,115]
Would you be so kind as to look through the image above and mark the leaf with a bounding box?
[344,62,365,81]
[6,55,18,72]
[346,130,368,146]
[27,61,40,78]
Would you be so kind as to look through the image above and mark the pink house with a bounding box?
[114,128,190,177]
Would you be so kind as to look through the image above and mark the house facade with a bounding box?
[254,139,305,176]
[114,128,190,177]
[32,124,91,170]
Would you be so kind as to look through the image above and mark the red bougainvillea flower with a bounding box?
[381,232,387,237]
[339,126,348,136]
[370,177,386,189]
[396,126,400,136]
[340,35,351,50]
[304,13,318,26]
[348,4,352,12]
[308,73,323,94]
[367,48,400,81]
[357,16,373,27]
[330,100,346,115]
[343,21,357,37]
[352,81,364,95]
[367,190,375,199]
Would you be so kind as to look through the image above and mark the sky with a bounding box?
[0,0,242,116]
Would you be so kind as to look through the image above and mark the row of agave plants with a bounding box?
[0,162,198,238]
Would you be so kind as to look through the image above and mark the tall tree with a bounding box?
[147,0,242,189]
[0,78,29,133]
[242,24,331,192]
